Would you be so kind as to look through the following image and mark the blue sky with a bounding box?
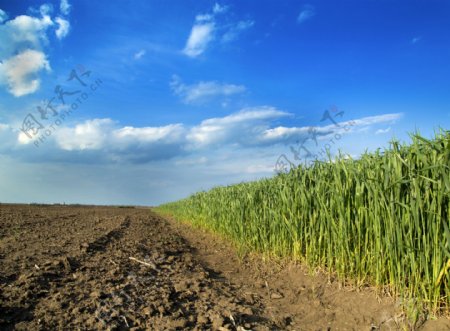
[0,0,449,205]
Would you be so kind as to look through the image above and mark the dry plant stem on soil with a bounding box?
[129,256,157,269]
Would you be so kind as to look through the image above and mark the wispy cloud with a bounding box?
[0,9,8,23]
[183,20,215,57]
[183,3,253,57]
[222,20,254,43]
[170,75,246,104]
[375,127,391,134]
[133,49,146,60]
[346,113,402,126]
[60,0,71,16]
[213,3,228,14]
[297,4,315,24]
[411,36,421,44]
[39,3,54,16]
[260,113,402,143]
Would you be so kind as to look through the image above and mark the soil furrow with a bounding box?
[1,205,449,330]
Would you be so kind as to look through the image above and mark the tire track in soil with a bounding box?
[0,206,278,330]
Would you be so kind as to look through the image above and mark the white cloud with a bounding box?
[113,124,185,144]
[60,0,71,16]
[170,75,246,104]
[13,107,290,158]
[260,113,403,143]
[11,109,403,165]
[0,49,50,97]
[0,9,8,23]
[0,3,72,96]
[195,14,213,22]
[183,3,252,57]
[47,109,284,153]
[261,126,312,141]
[187,107,290,148]
[50,118,186,163]
[375,127,392,134]
[222,20,254,43]
[0,14,53,57]
[213,3,228,14]
[40,3,53,16]
[183,22,215,57]
[55,119,114,151]
[18,131,33,144]
[133,49,146,60]
[297,4,315,24]
[55,16,70,39]
[346,113,402,126]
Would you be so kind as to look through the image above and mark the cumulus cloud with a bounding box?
[170,75,246,104]
[9,108,403,164]
[54,119,184,152]
[48,119,187,163]
[183,3,253,57]
[0,14,53,58]
[11,107,289,162]
[0,49,51,96]
[55,16,70,39]
[55,119,114,151]
[297,4,315,24]
[0,2,71,96]
[60,0,71,16]
[44,107,288,157]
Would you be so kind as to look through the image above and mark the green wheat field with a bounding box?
[157,131,450,315]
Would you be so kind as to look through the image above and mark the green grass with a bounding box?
[155,131,450,315]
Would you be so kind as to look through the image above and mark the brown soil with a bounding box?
[0,204,448,330]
